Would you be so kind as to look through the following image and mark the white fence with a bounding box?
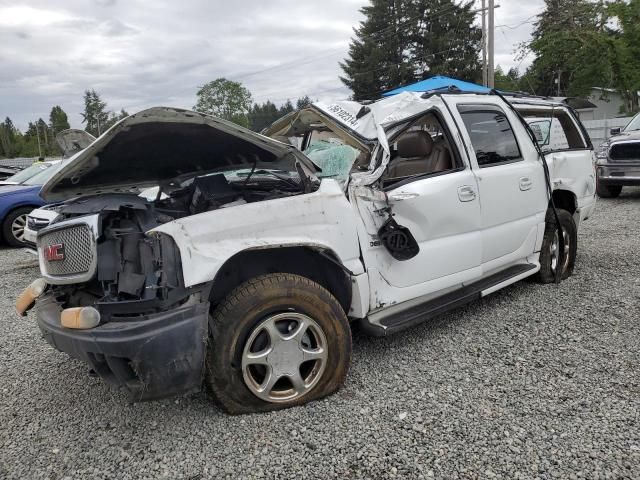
[581,117,632,147]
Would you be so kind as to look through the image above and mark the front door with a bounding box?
[353,110,483,309]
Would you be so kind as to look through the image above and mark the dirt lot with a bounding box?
[1,190,639,480]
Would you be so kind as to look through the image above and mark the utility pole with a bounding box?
[36,123,42,159]
[481,0,487,86]
[488,0,495,88]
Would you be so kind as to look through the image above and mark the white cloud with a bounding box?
[0,0,543,130]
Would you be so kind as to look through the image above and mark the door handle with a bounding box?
[388,192,420,202]
[519,177,533,191]
[457,185,476,202]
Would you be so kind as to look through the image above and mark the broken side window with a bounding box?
[519,107,587,153]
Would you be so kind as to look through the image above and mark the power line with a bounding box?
[228,3,474,83]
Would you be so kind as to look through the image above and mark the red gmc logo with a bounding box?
[44,243,65,262]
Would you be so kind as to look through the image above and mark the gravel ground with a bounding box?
[1,190,639,480]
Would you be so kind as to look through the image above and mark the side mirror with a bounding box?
[610,127,621,136]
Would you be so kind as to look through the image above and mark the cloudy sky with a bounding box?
[1,0,544,130]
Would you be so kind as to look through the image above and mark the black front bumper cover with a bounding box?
[36,294,209,401]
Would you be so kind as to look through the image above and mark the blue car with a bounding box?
[0,163,63,247]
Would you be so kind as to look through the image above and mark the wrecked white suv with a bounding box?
[18,92,596,413]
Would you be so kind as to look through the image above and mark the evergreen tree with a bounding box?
[340,0,481,100]
[49,106,70,135]
[494,66,522,92]
[410,0,482,83]
[248,97,314,132]
[279,99,295,116]
[248,101,280,132]
[103,108,130,131]
[81,89,110,137]
[340,0,415,100]
[296,96,313,109]
[0,117,17,158]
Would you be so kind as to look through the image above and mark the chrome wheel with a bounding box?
[241,312,328,403]
[11,214,27,243]
[550,226,570,274]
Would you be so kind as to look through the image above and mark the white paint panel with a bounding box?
[151,180,363,288]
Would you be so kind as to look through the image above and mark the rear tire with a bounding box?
[205,273,351,414]
[536,209,577,284]
[596,180,622,198]
[2,207,33,247]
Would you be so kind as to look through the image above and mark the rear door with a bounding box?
[444,96,548,274]
[520,105,596,222]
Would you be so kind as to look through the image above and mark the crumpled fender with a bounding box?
[149,179,364,288]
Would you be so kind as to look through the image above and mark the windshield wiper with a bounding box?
[238,169,302,190]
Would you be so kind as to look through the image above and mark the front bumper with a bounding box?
[597,164,640,186]
[36,294,209,401]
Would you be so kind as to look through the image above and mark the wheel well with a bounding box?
[209,247,353,314]
[550,190,577,214]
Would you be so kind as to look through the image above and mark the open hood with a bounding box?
[41,107,317,201]
[55,129,96,158]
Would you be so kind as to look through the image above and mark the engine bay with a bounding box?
[47,171,311,314]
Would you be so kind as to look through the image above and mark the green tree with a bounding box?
[248,97,314,132]
[49,106,70,135]
[0,117,17,158]
[522,0,610,97]
[81,89,110,137]
[296,95,313,109]
[608,0,640,112]
[248,101,280,132]
[494,66,521,92]
[340,0,481,100]
[194,78,252,127]
[279,99,295,117]
[103,108,130,131]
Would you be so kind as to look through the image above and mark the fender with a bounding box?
[150,180,364,288]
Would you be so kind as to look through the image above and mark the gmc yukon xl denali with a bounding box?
[17,92,596,413]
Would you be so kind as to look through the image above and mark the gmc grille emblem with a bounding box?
[44,243,65,262]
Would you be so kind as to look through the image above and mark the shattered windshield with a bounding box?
[303,138,360,184]
[265,108,368,186]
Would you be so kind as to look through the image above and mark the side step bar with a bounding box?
[359,263,538,337]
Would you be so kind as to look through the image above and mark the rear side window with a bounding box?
[458,108,522,167]
[520,108,587,152]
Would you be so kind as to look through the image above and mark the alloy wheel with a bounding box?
[241,312,328,403]
[11,214,27,243]
[550,226,570,275]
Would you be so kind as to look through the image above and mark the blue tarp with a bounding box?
[382,75,489,96]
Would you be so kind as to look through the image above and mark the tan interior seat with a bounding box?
[430,137,452,172]
[386,131,452,179]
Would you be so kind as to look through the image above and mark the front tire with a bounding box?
[205,273,352,414]
[536,209,577,284]
[2,207,33,247]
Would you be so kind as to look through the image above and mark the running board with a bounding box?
[359,263,538,337]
